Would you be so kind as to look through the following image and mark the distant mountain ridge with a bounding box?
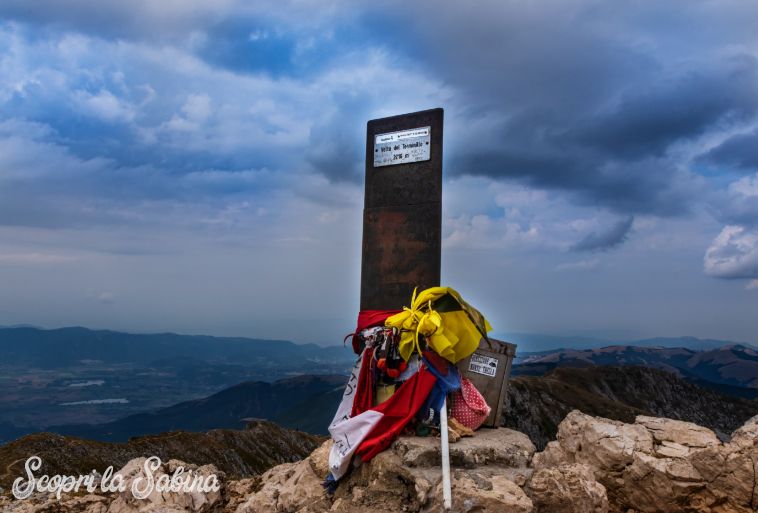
[515,344,758,390]
[2,326,753,367]
[502,332,757,354]
[0,326,352,368]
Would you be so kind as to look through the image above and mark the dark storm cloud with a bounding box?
[443,50,758,218]
[305,93,371,182]
[356,1,758,220]
[571,216,634,252]
[701,129,758,172]
[569,60,758,160]
[449,144,698,217]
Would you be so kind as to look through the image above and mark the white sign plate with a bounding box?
[373,126,431,167]
[468,353,498,377]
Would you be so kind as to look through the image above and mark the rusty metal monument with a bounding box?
[357,108,515,509]
[360,108,444,311]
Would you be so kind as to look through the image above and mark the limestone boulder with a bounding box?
[234,459,327,513]
[530,410,758,513]
[0,493,109,513]
[533,410,654,472]
[528,463,608,513]
[635,416,721,449]
[107,458,225,513]
[394,427,535,469]
[430,470,532,513]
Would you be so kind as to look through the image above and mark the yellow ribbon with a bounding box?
[386,288,461,362]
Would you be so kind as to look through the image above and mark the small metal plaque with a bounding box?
[468,353,498,377]
[373,126,431,167]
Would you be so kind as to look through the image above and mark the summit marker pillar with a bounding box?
[360,108,443,311]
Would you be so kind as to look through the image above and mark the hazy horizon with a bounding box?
[1,322,755,350]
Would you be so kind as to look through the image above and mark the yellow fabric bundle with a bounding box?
[385,286,492,363]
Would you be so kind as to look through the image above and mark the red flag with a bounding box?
[354,366,437,462]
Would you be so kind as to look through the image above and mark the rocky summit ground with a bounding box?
[1,411,756,513]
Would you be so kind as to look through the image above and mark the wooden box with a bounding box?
[456,338,517,428]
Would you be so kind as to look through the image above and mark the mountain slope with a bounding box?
[504,365,757,449]
[50,374,346,441]
[0,420,322,491]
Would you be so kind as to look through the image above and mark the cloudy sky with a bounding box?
[1,0,757,345]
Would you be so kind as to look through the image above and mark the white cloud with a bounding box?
[0,121,110,183]
[443,213,542,250]
[72,89,135,122]
[181,93,211,121]
[704,172,758,285]
[704,225,758,279]
[248,30,269,41]
[729,172,758,198]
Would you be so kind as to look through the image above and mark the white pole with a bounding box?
[440,397,452,510]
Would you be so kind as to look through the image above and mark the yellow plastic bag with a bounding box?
[385,286,492,363]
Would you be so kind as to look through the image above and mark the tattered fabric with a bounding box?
[385,286,492,363]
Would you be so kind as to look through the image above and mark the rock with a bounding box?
[536,410,655,472]
[235,459,328,513]
[635,416,721,449]
[622,451,705,510]
[688,415,758,513]
[531,441,567,469]
[0,493,109,513]
[234,427,537,513]
[330,448,425,512]
[729,414,758,450]
[332,443,534,513]
[308,440,332,477]
[108,457,225,513]
[529,463,608,513]
[339,428,535,512]
[430,470,532,513]
[394,427,535,469]
[225,478,259,512]
[531,410,758,513]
